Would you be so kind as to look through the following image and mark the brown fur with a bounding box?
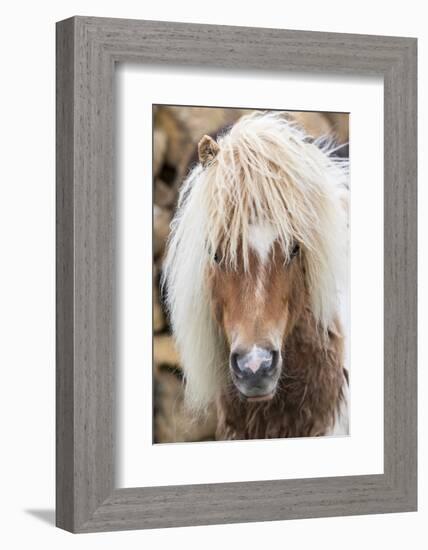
[209,243,306,349]
[208,245,346,440]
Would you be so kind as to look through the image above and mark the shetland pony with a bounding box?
[163,112,349,440]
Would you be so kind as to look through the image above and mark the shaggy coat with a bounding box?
[163,112,349,439]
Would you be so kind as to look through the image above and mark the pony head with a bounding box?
[163,112,348,411]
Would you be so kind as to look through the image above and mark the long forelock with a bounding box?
[204,112,348,323]
[163,111,348,410]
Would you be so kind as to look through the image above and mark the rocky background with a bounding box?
[152,106,349,443]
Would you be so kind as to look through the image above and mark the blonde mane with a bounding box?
[163,112,348,411]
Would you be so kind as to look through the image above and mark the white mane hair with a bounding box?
[162,111,349,412]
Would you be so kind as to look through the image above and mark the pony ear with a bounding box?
[198,135,219,166]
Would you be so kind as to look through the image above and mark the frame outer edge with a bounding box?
[56,16,76,532]
[394,38,417,509]
[72,16,116,532]
[383,39,417,511]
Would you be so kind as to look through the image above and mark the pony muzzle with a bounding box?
[230,346,280,400]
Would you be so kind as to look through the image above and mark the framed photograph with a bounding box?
[56,16,417,532]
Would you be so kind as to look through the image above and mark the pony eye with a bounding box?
[290,243,300,258]
[213,251,221,264]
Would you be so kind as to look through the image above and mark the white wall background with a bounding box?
[0,1,424,548]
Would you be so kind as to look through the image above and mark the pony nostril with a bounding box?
[230,352,241,375]
[236,353,248,372]
[269,350,279,371]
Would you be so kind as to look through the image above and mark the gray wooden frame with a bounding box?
[56,16,417,533]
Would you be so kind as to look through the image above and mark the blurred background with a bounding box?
[152,105,349,443]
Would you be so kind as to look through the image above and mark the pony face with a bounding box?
[208,234,306,401]
[163,112,348,411]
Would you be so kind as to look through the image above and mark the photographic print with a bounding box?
[153,105,350,444]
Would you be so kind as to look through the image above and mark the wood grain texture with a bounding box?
[56,17,75,532]
[56,16,417,533]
